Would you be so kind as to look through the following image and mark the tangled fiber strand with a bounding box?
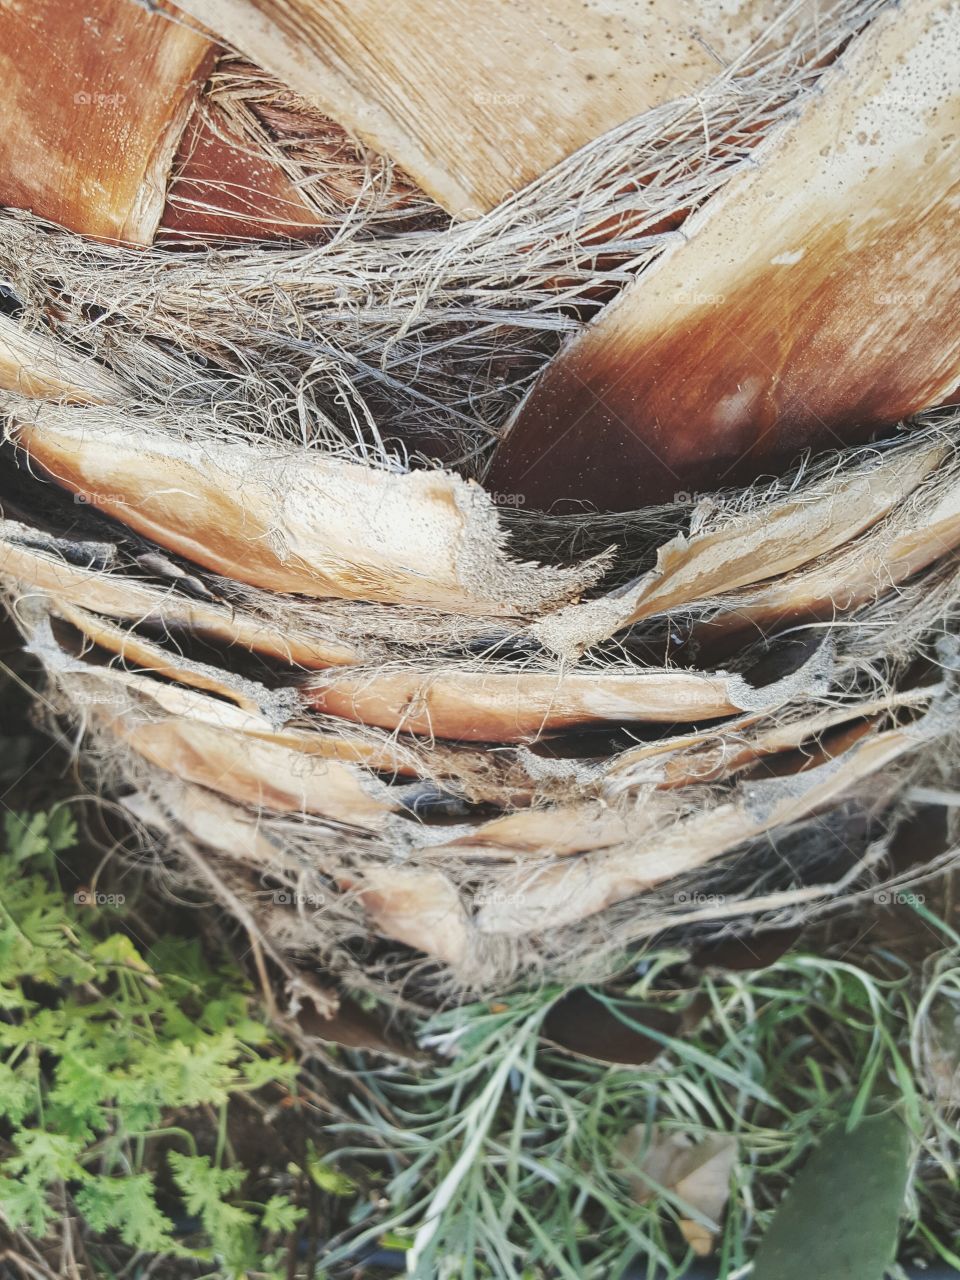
[0,0,887,474]
[3,0,960,1001]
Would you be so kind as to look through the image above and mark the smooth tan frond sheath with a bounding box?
[0,0,214,243]
[0,315,124,405]
[349,868,470,968]
[305,640,832,742]
[490,0,960,510]
[430,805,634,861]
[8,414,606,615]
[167,0,811,217]
[307,667,742,742]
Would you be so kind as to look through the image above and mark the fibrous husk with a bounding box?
[0,0,958,1000]
[7,405,608,616]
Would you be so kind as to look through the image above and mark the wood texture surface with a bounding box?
[0,0,214,242]
[168,0,810,215]
[0,523,361,668]
[160,98,325,240]
[308,665,759,743]
[9,415,603,615]
[489,0,960,510]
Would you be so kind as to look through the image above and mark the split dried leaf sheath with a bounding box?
[167,0,810,216]
[9,414,604,616]
[0,0,214,243]
[491,0,960,509]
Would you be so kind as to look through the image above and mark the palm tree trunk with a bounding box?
[0,0,957,1000]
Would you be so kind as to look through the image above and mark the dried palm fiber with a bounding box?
[159,55,438,241]
[166,0,834,216]
[0,0,885,466]
[1,0,959,998]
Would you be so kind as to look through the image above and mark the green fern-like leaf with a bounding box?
[169,1152,258,1277]
[75,1173,177,1254]
[261,1193,306,1235]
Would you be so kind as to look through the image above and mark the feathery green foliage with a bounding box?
[0,805,299,1277]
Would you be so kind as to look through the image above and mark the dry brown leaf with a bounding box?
[619,1124,737,1256]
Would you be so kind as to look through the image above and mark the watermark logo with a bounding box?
[672,490,710,506]
[74,492,128,507]
[489,492,526,507]
[674,891,726,906]
[74,91,126,107]
[673,291,726,307]
[272,890,326,908]
[67,690,129,706]
[874,291,926,308]
[74,888,125,907]
[474,890,524,908]
[474,90,526,107]
[874,890,925,906]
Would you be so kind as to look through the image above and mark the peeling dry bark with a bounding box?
[423,689,929,859]
[71,664,421,785]
[696,470,960,644]
[0,521,360,667]
[307,666,749,743]
[108,710,399,829]
[491,0,960,510]
[604,688,935,791]
[0,0,214,243]
[167,0,813,217]
[0,0,955,990]
[57,600,299,714]
[475,722,925,935]
[9,414,605,616]
[533,441,946,656]
[140,776,472,967]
